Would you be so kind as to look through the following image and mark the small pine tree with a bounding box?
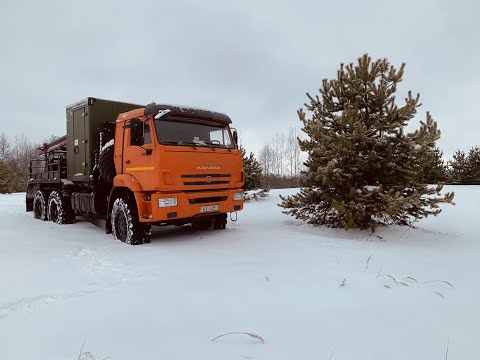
[448,150,468,184]
[422,147,448,183]
[10,171,27,192]
[465,146,480,184]
[241,147,264,191]
[280,54,454,229]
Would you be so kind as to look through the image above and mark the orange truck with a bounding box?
[27,98,244,244]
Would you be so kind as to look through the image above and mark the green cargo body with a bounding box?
[66,97,143,182]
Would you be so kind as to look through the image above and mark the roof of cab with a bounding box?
[144,103,232,124]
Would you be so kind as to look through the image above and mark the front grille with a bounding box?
[182,173,231,186]
[188,196,228,204]
[184,188,228,193]
[181,174,231,178]
[184,180,229,185]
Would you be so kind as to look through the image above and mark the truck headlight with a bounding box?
[158,197,178,207]
[233,192,244,201]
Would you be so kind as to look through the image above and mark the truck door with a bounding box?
[124,118,156,190]
[73,107,87,177]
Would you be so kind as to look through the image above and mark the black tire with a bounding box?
[47,190,76,224]
[191,216,214,231]
[33,190,47,221]
[26,184,38,212]
[213,213,227,230]
[111,196,151,245]
[98,144,116,183]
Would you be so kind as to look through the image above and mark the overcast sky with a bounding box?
[1,0,478,157]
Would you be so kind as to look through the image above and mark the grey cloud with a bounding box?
[0,0,479,157]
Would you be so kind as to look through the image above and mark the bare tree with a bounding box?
[285,127,295,176]
[259,143,274,175]
[10,133,38,180]
[0,132,11,162]
[285,127,303,176]
[271,132,286,176]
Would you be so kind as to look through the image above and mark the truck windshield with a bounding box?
[154,117,235,149]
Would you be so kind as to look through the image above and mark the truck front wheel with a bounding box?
[111,197,151,245]
[47,191,76,224]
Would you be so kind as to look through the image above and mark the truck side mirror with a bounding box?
[232,129,238,146]
[127,118,144,146]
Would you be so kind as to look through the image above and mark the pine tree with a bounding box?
[280,54,454,229]
[465,146,480,184]
[422,147,448,183]
[448,150,468,184]
[241,147,264,191]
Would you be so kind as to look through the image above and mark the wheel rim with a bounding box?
[115,212,128,241]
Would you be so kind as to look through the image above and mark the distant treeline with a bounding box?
[246,128,478,188]
[423,146,480,185]
[0,132,47,193]
[242,128,304,189]
[1,129,479,195]
[258,145,480,189]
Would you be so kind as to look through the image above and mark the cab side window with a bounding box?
[129,118,152,146]
[130,118,144,146]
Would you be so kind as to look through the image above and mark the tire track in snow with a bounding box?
[0,287,103,320]
[0,248,161,320]
[0,275,156,320]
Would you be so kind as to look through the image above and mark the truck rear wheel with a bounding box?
[98,144,116,183]
[111,197,151,245]
[33,190,47,221]
[47,190,76,224]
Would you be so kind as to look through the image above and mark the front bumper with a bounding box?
[137,189,244,222]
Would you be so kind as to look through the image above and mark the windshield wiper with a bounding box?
[181,141,221,151]
[160,141,199,149]
[205,142,223,147]
[205,142,226,151]
[160,141,181,145]
[206,142,233,151]
[179,141,202,150]
[160,140,229,151]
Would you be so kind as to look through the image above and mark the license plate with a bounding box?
[200,204,219,213]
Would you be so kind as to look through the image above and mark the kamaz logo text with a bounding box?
[196,166,220,170]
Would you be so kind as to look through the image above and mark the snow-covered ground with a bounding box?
[0,187,479,360]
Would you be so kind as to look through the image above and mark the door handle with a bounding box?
[125,160,131,164]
